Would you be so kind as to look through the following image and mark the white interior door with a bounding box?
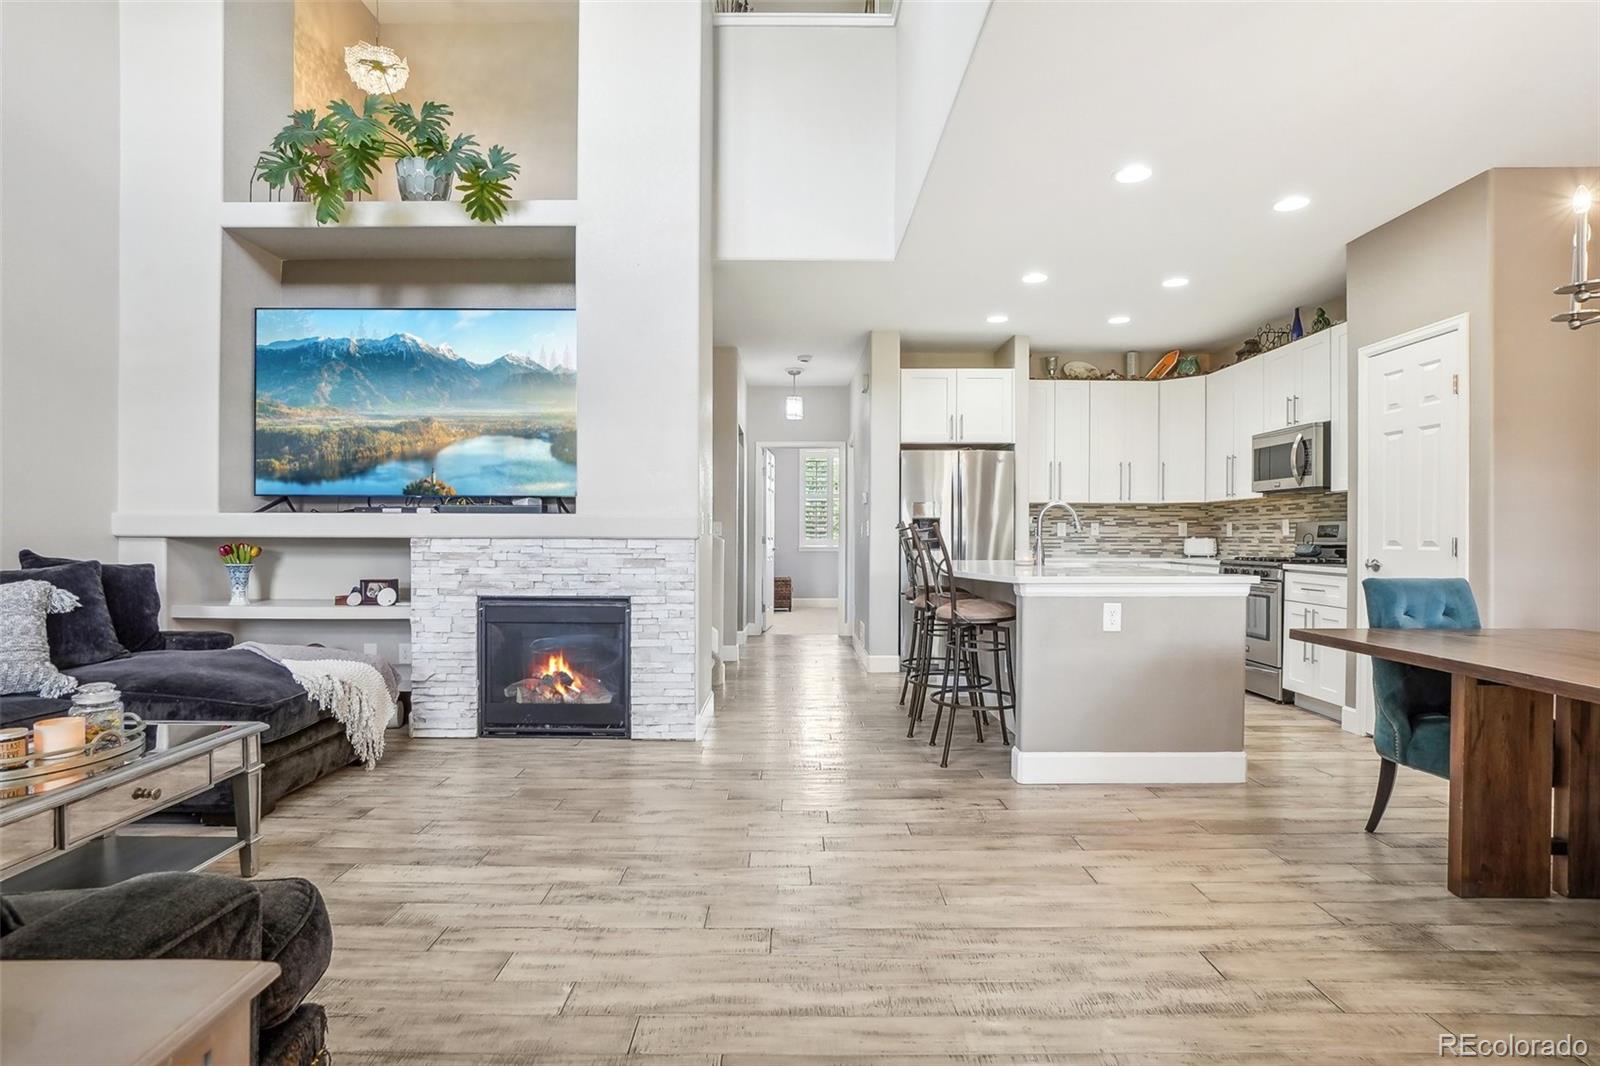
[761,448,776,633]
[1355,316,1468,733]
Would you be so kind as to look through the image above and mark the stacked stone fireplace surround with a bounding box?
[409,538,698,740]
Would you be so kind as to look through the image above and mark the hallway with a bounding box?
[253,634,1600,1062]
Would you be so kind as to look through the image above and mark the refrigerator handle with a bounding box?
[953,462,963,559]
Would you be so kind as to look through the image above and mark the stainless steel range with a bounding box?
[1221,521,1347,701]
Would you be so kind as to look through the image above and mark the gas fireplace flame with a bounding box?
[537,651,585,698]
[504,648,612,706]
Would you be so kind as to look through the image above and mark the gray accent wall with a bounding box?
[771,448,839,600]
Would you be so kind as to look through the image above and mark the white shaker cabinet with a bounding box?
[1204,358,1265,501]
[901,369,1014,444]
[1088,381,1159,503]
[955,369,1014,443]
[1026,380,1090,502]
[1262,332,1333,431]
[900,370,958,443]
[1157,376,1206,502]
[1329,323,1349,492]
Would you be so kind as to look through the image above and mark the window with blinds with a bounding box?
[798,448,840,550]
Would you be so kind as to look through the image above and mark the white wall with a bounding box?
[863,330,901,663]
[771,448,838,600]
[715,24,896,261]
[893,0,989,245]
[0,1,122,563]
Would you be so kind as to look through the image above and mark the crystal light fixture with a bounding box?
[785,368,804,421]
[345,40,410,95]
[1553,185,1599,330]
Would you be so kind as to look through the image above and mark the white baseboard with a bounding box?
[791,597,838,608]
[737,626,748,645]
[719,644,740,663]
[1011,748,1246,784]
[695,690,715,740]
[851,634,900,674]
[1341,704,1369,736]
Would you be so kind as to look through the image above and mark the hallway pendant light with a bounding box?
[785,368,804,420]
[1552,185,1599,330]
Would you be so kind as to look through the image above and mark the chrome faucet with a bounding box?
[1033,498,1083,565]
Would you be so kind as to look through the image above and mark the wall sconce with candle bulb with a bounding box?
[1552,185,1600,330]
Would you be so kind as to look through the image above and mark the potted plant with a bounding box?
[254,95,521,225]
[382,100,521,222]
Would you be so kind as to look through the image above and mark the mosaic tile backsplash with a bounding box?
[1030,493,1348,559]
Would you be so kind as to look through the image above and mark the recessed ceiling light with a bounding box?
[1114,163,1153,184]
[1161,276,1190,288]
[1107,315,1131,325]
[986,313,1009,324]
[1273,194,1311,212]
[1021,271,1048,285]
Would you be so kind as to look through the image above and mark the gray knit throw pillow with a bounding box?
[1,580,82,697]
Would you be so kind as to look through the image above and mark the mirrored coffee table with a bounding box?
[0,720,266,892]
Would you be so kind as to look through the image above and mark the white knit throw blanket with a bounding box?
[276,658,390,769]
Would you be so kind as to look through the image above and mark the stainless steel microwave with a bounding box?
[1251,422,1331,493]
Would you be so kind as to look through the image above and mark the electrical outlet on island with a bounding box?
[1102,602,1122,632]
[1090,521,1101,537]
[1177,520,1188,537]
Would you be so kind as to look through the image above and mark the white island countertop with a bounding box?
[952,559,1257,595]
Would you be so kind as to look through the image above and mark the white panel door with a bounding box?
[1025,380,1054,502]
[1087,381,1126,503]
[1053,381,1091,502]
[900,370,957,443]
[1158,377,1206,502]
[1355,317,1468,735]
[1205,368,1235,501]
[955,369,1014,442]
[1329,324,1349,492]
[1262,346,1299,431]
[1232,356,1266,499]
[1296,332,1333,425]
[1123,384,1161,502]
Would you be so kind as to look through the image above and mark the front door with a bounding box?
[1355,316,1468,732]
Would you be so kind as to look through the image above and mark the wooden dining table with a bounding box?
[1290,627,1599,900]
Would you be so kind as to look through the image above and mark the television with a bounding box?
[253,308,576,500]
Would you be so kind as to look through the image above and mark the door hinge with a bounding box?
[1451,374,1459,395]
[1451,536,1459,558]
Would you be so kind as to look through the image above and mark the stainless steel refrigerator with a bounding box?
[899,447,1015,650]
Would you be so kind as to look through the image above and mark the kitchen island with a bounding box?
[951,560,1258,784]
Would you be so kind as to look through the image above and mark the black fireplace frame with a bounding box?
[476,596,632,739]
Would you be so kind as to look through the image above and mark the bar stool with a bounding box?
[909,520,1016,768]
[896,522,923,705]
[900,521,953,726]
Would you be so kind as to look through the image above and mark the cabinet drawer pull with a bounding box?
[131,786,163,801]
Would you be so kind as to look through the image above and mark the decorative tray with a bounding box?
[0,720,148,783]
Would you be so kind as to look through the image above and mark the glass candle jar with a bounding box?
[70,684,125,743]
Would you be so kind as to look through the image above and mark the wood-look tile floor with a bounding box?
[224,634,1600,1064]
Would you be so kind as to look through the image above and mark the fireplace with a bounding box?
[477,597,631,737]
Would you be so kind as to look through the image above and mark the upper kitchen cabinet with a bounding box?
[1205,357,1266,502]
[1088,381,1159,503]
[1026,380,1089,502]
[1329,323,1349,492]
[1157,376,1206,503]
[900,369,1014,444]
[1262,332,1333,431]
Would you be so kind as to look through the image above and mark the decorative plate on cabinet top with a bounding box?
[1061,360,1101,380]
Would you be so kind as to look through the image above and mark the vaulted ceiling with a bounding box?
[715,1,1600,384]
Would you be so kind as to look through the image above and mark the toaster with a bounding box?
[1182,536,1218,558]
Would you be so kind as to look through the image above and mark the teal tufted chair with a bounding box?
[1360,577,1481,832]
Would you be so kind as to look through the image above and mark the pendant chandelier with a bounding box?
[785,368,804,420]
[1552,185,1598,330]
[345,2,409,95]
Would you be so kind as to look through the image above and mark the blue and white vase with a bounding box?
[226,564,254,606]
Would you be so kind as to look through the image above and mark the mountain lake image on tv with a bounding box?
[254,308,576,500]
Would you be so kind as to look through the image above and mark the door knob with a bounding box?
[1363,558,1382,572]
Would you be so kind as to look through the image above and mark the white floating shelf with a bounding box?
[169,599,411,621]
[219,200,577,261]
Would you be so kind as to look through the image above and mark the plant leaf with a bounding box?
[478,144,521,183]
[457,170,512,223]
[427,132,483,178]
[327,96,386,145]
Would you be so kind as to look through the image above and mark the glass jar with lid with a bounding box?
[69,683,125,743]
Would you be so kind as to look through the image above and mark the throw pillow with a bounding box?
[0,580,82,697]
[19,550,163,653]
[0,561,129,668]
